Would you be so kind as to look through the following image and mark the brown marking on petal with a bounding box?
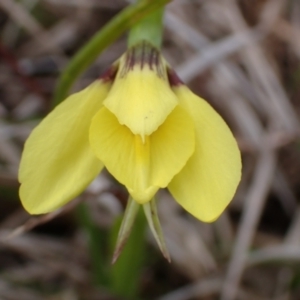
[155,51,165,78]
[99,65,118,82]
[149,46,155,70]
[141,41,146,70]
[123,50,129,75]
[130,46,135,71]
[167,68,184,87]
[120,41,166,78]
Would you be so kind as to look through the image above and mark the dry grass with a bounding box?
[1,0,300,299]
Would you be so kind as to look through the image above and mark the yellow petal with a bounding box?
[89,106,195,203]
[103,44,178,138]
[19,81,109,214]
[168,86,242,222]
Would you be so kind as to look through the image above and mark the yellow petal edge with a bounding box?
[168,86,242,222]
[19,81,109,214]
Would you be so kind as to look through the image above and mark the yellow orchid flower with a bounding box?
[19,41,241,222]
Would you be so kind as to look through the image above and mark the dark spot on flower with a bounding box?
[99,65,118,82]
[120,41,165,78]
[167,68,184,87]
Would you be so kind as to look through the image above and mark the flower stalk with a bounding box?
[128,8,164,48]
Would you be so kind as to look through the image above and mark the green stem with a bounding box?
[53,0,171,106]
[128,8,164,48]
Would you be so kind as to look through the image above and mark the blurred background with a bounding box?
[0,0,300,299]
